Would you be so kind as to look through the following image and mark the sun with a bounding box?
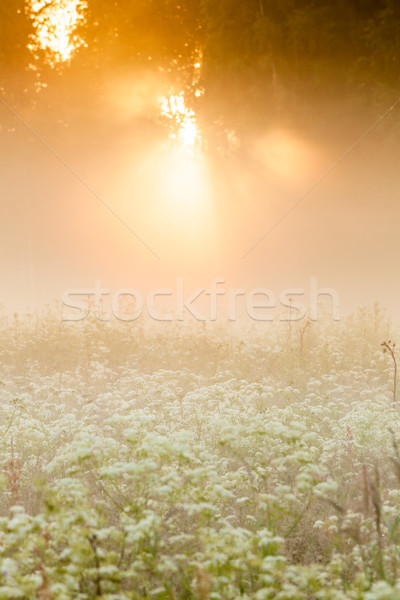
[155,90,210,219]
[159,93,201,154]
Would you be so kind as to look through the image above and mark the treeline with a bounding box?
[0,0,399,140]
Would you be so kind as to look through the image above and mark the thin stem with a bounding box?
[381,341,397,404]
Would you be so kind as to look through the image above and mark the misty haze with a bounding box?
[1,1,400,598]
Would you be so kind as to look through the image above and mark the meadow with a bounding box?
[1,304,400,599]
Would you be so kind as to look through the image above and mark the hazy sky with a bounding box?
[1,0,399,321]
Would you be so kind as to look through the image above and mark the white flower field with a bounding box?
[1,305,400,599]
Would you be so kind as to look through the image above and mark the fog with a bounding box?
[1,84,399,322]
[1,0,399,324]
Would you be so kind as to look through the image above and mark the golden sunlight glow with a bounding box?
[27,0,87,66]
[159,93,201,153]
[157,89,208,223]
[160,149,208,211]
[252,129,321,188]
